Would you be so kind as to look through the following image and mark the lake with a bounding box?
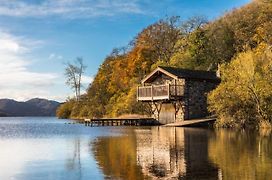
[0,117,271,180]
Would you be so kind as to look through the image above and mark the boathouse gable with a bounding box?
[141,72,173,87]
[137,66,220,124]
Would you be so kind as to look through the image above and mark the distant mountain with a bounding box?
[0,98,60,117]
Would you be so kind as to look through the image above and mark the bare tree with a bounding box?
[65,57,87,101]
[180,16,208,34]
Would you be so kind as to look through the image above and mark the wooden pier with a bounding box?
[163,118,216,127]
[84,118,159,127]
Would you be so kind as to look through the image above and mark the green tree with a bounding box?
[57,0,272,120]
[56,100,75,119]
[208,45,272,128]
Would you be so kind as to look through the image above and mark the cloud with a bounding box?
[0,0,146,18]
[81,75,94,85]
[49,53,63,60]
[49,53,55,59]
[0,30,59,101]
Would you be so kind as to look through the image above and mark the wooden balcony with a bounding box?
[137,84,185,101]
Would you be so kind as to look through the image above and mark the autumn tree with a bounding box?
[169,17,211,70]
[208,45,272,128]
[136,16,183,65]
[57,0,272,120]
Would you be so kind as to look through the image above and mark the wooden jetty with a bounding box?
[163,118,216,127]
[84,117,159,127]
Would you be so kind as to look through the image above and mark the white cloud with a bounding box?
[49,53,55,59]
[0,0,146,18]
[0,32,27,53]
[49,53,63,60]
[0,30,59,101]
[81,75,93,84]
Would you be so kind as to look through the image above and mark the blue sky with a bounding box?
[0,0,250,102]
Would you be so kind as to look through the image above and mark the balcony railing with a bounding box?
[137,84,185,101]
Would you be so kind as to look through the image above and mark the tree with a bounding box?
[136,16,183,64]
[180,16,207,34]
[57,0,272,120]
[65,57,87,101]
[208,45,272,128]
[169,16,211,70]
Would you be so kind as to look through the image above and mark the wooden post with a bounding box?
[185,84,190,120]
[174,79,177,97]
[173,102,177,122]
[137,86,139,101]
[168,83,170,99]
[151,85,153,101]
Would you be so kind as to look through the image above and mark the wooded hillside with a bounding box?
[57,0,272,126]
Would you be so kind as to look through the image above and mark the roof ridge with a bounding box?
[158,66,216,73]
[142,66,220,84]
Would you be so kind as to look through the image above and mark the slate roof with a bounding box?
[159,66,219,80]
[142,66,220,84]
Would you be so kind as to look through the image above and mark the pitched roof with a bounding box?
[141,66,220,84]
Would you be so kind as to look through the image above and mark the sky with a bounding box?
[0,0,250,102]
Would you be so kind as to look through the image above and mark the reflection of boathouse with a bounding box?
[135,127,186,178]
[137,66,220,124]
[135,127,220,179]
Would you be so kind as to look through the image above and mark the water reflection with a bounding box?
[208,129,272,180]
[136,127,219,179]
[92,127,220,179]
[0,117,104,180]
[91,128,146,180]
[2,118,271,179]
[66,138,82,180]
[135,127,186,179]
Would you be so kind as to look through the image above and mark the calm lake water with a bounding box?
[0,117,271,180]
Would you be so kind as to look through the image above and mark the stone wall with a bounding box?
[184,79,218,119]
[149,76,218,124]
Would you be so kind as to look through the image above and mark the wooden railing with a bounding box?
[137,84,184,101]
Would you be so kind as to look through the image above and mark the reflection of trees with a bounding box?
[66,138,82,180]
[208,129,272,179]
[91,127,220,179]
[89,127,272,179]
[180,128,218,179]
[91,128,146,180]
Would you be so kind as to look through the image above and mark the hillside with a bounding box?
[0,98,60,117]
[57,0,272,120]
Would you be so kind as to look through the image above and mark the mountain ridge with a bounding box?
[0,98,60,117]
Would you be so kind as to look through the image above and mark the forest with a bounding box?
[57,0,272,128]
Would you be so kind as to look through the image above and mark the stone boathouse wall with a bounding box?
[154,78,218,124]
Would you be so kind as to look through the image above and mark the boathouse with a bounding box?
[137,66,220,124]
